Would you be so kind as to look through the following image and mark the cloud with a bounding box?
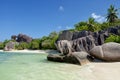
[91,13,106,23]
[57,25,72,30]
[91,13,101,19]
[59,6,64,11]
[66,26,72,29]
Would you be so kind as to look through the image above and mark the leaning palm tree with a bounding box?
[106,5,118,23]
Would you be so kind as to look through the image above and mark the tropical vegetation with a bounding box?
[105,35,120,43]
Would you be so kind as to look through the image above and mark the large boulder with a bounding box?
[55,40,73,55]
[89,42,120,61]
[93,30,109,45]
[17,34,32,43]
[48,26,120,65]
[64,52,91,65]
[55,35,95,53]
[72,35,95,52]
[57,30,73,41]
[56,26,120,46]
[72,31,92,40]
[4,41,19,51]
[11,35,17,41]
[107,27,120,35]
[47,54,64,62]
[47,51,91,65]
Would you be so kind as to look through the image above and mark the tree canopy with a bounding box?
[106,5,118,23]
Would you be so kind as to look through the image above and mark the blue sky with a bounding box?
[0,0,120,41]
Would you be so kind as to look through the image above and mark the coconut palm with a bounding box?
[87,17,96,32]
[106,5,118,23]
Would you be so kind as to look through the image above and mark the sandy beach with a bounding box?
[0,49,58,54]
[78,62,120,80]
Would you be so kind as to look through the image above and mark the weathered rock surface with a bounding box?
[72,35,95,52]
[55,26,120,53]
[48,26,120,65]
[4,34,32,51]
[17,34,32,43]
[47,54,64,62]
[55,35,95,54]
[11,35,17,41]
[4,41,19,51]
[55,40,73,55]
[93,30,109,45]
[47,51,91,65]
[11,34,32,43]
[107,26,120,35]
[89,42,120,61]
[72,30,92,40]
[57,30,73,41]
[65,52,91,65]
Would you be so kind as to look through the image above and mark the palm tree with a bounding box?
[106,5,118,23]
[87,17,96,32]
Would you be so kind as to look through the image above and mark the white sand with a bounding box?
[0,49,58,54]
[79,62,120,80]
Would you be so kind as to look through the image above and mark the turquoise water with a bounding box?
[0,52,84,80]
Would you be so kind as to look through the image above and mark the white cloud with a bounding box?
[91,13,101,19]
[59,6,64,11]
[91,13,106,23]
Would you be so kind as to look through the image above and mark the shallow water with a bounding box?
[0,52,85,80]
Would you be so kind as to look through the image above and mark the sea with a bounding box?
[0,52,87,80]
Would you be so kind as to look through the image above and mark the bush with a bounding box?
[105,35,120,43]
[15,42,29,50]
[30,41,40,50]
[3,40,11,47]
[41,39,52,49]
[40,31,58,49]
[0,43,4,49]
[100,22,110,30]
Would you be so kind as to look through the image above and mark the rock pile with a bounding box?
[4,34,32,51]
[47,26,120,65]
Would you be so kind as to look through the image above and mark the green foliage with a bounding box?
[106,5,118,23]
[30,41,39,50]
[3,40,11,47]
[4,32,59,50]
[74,21,88,31]
[68,29,76,32]
[105,35,120,43]
[29,39,41,50]
[74,5,120,32]
[100,22,110,30]
[0,42,4,49]
[109,19,120,26]
[41,40,52,49]
[40,31,58,49]
[74,18,101,32]
[87,17,102,32]
[76,25,88,31]
[15,42,29,50]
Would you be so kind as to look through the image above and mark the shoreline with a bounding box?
[0,50,120,80]
[0,49,58,54]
